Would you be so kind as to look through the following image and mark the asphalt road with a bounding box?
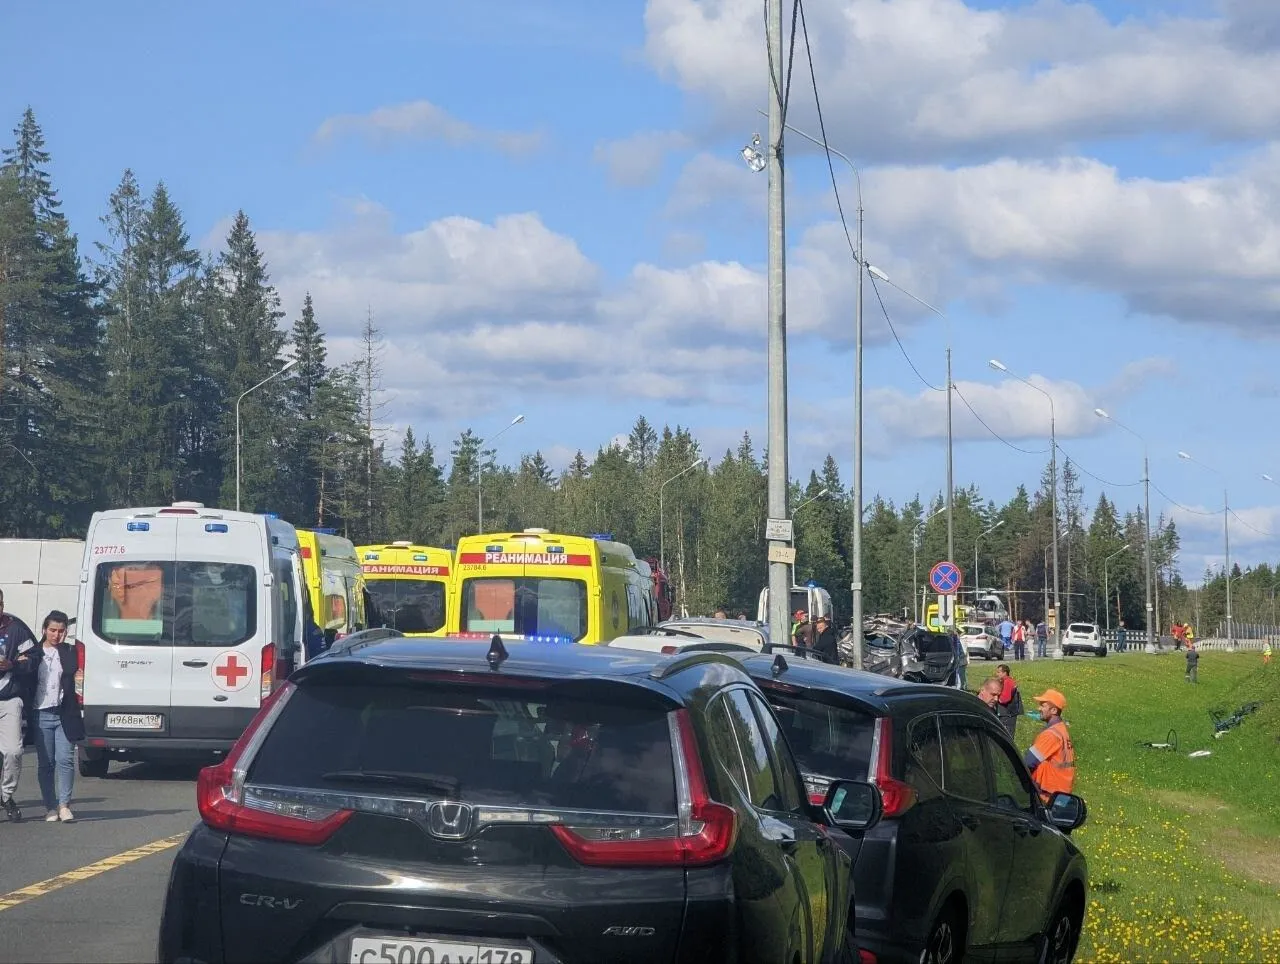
[0,757,203,964]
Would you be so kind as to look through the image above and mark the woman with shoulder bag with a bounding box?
[28,610,84,822]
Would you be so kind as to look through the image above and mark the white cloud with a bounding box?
[663,151,763,219]
[643,0,1280,160]
[593,129,691,186]
[313,100,544,156]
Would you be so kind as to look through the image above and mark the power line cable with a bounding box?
[764,0,802,132]
[869,274,946,393]
[1054,446,1143,488]
[1150,480,1219,516]
[1229,508,1279,539]
[950,384,1050,456]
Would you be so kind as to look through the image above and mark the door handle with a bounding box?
[182,660,208,668]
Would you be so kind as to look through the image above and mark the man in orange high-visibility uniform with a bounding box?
[1024,689,1075,803]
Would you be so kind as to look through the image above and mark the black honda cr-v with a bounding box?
[159,631,881,964]
[735,654,1089,964]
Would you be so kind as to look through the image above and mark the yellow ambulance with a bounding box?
[448,529,654,644]
[295,528,368,650]
[356,541,452,637]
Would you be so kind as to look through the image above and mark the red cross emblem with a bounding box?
[213,653,250,691]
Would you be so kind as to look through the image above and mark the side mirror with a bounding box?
[822,780,883,832]
[1046,792,1087,833]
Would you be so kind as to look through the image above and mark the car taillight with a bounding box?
[661,645,679,654]
[551,708,737,867]
[858,950,878,964]
[260,642,274,702]
[805,774,831,807]
[871,717,917,818]
[196,681,352,845]
[74,640,85,706]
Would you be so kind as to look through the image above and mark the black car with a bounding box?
[159,630,880,964]
[735,654,1089,964]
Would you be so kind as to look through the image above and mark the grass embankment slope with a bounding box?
[990,652,1280,962]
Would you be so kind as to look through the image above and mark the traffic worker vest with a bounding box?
[1031,720,1076,800]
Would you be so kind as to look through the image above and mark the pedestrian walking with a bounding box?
[952,631,968,690]
[995,663,1023,739]
[1025,689,1076,803]
[28,610,84,822]
[1184,641,1199,684]
[0,588,37,822]
[1012,620,1027,661]
[1036,619,1049,658]
[998,617,1014,655]
[1264,640,1272,665]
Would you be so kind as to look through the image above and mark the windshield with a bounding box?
[365,578,446,634]
[765,691,876,780]
[92,560,257,647]
[461,577,588,642]
[1068,624,1096,634]
[249,682,676,813]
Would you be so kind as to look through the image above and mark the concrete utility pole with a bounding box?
[946,348,955,568]
[764,0,791,649]
[849,183,865,668]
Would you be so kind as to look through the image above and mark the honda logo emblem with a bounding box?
[425,802,474,840]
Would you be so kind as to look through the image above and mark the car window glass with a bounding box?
[707,695,752,802]
[983,731,1036,814]
[747,691,804,812]
[903,716,943,801]
[941,718,990,802]
[724,689,785,812]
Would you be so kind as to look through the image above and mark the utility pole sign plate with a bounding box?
[929,560,963,595]
[765,518,794,542]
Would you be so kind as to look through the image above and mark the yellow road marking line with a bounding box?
[0,832,188,913]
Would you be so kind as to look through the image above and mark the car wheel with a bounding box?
[78,749,109,779]
[1040,899,1081,964]
[1098,646,1107,657]
[921,906,964,964]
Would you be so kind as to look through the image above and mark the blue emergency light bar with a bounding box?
[263,513,279,519]
[486,545,504,553]
[311,527,337,535]
[364,553,380,561]
[413,554,428,561]
[126,522,150,532]
[546,545,565,553]
[204,523,229,533]
[589,532,614,541]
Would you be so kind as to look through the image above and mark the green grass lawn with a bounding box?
[978,651,1280,962]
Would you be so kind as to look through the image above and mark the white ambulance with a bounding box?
[76,502,306,776]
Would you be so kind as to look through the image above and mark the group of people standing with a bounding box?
[997,618,1048,660]
[0,591,84,824]
[977,664,1076,803]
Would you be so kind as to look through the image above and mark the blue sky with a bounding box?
[4,0,1280,580]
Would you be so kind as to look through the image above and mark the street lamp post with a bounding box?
[1103,544,1131,633]
[973,520,1006,600]
[1178,451,1233,651]
[991,359,1061,658]
[660,459,705,575]
[1095,409,1155,649]
[759,114,868,655]
[236,358,298,512]
[478,414,525,532]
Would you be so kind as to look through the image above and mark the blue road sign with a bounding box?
[929,560,963,594]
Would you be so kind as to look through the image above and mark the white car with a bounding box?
[1062,622,1107,657]
[958,623,1002,660]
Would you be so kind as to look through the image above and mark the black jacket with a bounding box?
[23,642,85,744]
[812,626,839,664]
[0,613,36,702]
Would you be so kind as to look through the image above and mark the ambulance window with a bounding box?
[181,563,257,647]
[365,579,446,634]
[94,562,171,643]
[462,578,588,642]
[94,561,257,647]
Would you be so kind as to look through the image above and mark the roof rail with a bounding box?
[648,650,739,681]
[325,627,405,657]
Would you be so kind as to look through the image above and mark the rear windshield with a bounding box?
[1068,624,1095,634]
[365,578,446,634]
[764,691,876,780]
[249,682,676,814]
[92,561,257,647]
[461,577,588,642]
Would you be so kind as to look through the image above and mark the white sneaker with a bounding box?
[45,810,59,822]
[58,805,74,823]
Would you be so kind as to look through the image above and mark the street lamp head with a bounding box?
[868,265,889,282]
[988,359,1007,373]
[692,458,705,468]
[817,487,830,498]
[279,358,299,373]
[1094,407,1110,419]
[741,134,766,174]
[993,519,1006,529]
[1264,473,1276,483]
[1178,451,1193,462]
[511,414,526,425]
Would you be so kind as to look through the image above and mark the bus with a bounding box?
[448,529,654,644]
[295,528,368,653]
[356,541,452,637]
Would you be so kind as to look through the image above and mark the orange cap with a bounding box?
[1034,689,1067,712]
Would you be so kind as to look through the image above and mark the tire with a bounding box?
[922,906,964,964]
[1097,647,1107,657]
[78,749,109,779]
[1040,899,1081,964]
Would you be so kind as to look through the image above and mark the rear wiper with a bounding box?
[320,770,460,794]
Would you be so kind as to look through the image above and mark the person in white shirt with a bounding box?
[30,611,84,823]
